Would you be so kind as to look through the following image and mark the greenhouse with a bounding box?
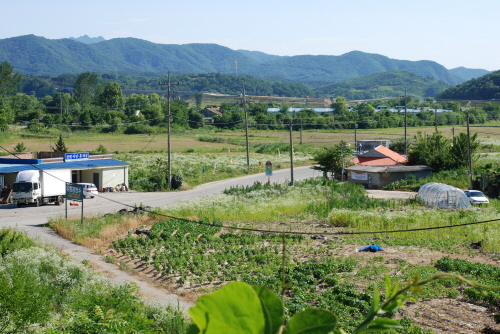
[417,182,471,208]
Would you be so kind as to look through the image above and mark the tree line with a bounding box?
[0,62,498,135]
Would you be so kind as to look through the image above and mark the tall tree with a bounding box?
[312,141,353,177]
[449,132,480,169]
[0,61,22,97]
[73,72,99,106]
[97,82,123,109]
[408,132,451,170]
[53,134,69,153]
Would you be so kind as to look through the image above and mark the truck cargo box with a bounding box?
[40,170,71,197]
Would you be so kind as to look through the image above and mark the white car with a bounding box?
[77,183,98,198]
[464,190,489,205]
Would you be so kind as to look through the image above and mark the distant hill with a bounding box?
[314,70,450,100]
[236,50,283,63]
[70,35,106,44]
[437,70,500,100]
[0,35,487,88]
[449,67,491,81]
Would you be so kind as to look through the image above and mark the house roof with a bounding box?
[0,159,129,173]
[360,145,408,163]
[347,165,433,173]
[351,157,401,166]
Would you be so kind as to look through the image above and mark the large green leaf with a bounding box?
[356,318,402,333]
[284,308,337,334]
[188,281,266,334]
[252,285,284,334]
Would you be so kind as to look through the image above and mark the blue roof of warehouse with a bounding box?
[0,159,129,173]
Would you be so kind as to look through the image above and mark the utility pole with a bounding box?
[404,89,408,154]
[59,92,63,122]
[341,140,346,182]
[354,122,357,153]
[466,109,473,189]
[434,106,438,133]
[289,120,294,186]
[243,86,249,171]
[299,119,303,145]
[159,71,179,189]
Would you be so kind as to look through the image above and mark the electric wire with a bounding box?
[1,144,499,237]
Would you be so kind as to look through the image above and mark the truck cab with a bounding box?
[12,180,42,207]
[12,170,69,208]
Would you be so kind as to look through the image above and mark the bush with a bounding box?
[124,123,157,134]
[171,173,183,190]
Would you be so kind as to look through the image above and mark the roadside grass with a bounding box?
[49,211,162,250]
[0,227,191,333]
[120,151,314,190]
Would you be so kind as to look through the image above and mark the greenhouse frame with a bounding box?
[417,182,471,208]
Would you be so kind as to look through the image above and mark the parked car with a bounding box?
[76,183,98,198]
[464,190,489,205]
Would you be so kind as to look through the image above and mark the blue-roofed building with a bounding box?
[0,156,129,192]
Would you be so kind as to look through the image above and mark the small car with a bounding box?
[464,190,489,205]
[76,183,98,198]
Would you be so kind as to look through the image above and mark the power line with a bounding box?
[1,144,498,237]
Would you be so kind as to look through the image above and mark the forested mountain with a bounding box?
[449,67,491,81]
[314,70,450,100]
[0,35,479,86]
[236,50,282,63]
[15,72,312,98]
[70,35,106,44]
[437,70,500,100]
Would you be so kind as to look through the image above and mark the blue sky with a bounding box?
[2,0,499,71]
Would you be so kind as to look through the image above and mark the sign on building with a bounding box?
[64,152,89,162]
[351,172,368,181]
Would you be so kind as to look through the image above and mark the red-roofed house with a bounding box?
[351,145,408,166]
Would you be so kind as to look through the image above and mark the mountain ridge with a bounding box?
[0,35,491,86]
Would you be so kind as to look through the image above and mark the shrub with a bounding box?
[171,173,184,190]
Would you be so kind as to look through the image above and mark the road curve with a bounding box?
[0,165,319,310]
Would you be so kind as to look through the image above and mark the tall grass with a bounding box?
[0,228,190,333]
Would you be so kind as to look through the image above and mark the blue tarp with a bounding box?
[358,244,384,252]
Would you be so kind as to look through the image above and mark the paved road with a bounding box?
[0,166,319,310]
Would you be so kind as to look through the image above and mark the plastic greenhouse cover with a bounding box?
[417,182,471,208]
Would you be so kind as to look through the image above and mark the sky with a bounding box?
[1,0,499,71]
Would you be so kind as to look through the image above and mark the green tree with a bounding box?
[408,132,451,170]
[74,72,99,106]
[331,96,348,115]
[27,119,44,133]
[449,132,480,169]
[194,92,203,108]
[312,141,353,177]
[97,82,123,109]
[53,134,69,152]
[0,61,22,97]
[13,142,27,152]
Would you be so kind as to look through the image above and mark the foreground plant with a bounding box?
[187,274,496,334]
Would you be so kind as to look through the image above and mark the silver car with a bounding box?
[77,183,98,198]
[464,190,489,205]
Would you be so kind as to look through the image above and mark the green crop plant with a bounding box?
[187,274,496,334]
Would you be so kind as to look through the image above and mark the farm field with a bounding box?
[2,125,500,155]
[51,179,500,333]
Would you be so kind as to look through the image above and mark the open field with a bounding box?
[50,179,500,333]
[2,125,500,155]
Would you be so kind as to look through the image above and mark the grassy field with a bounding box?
[49,178,500,333]
[2,125,500,155]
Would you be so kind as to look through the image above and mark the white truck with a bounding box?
[12,169,71,208]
